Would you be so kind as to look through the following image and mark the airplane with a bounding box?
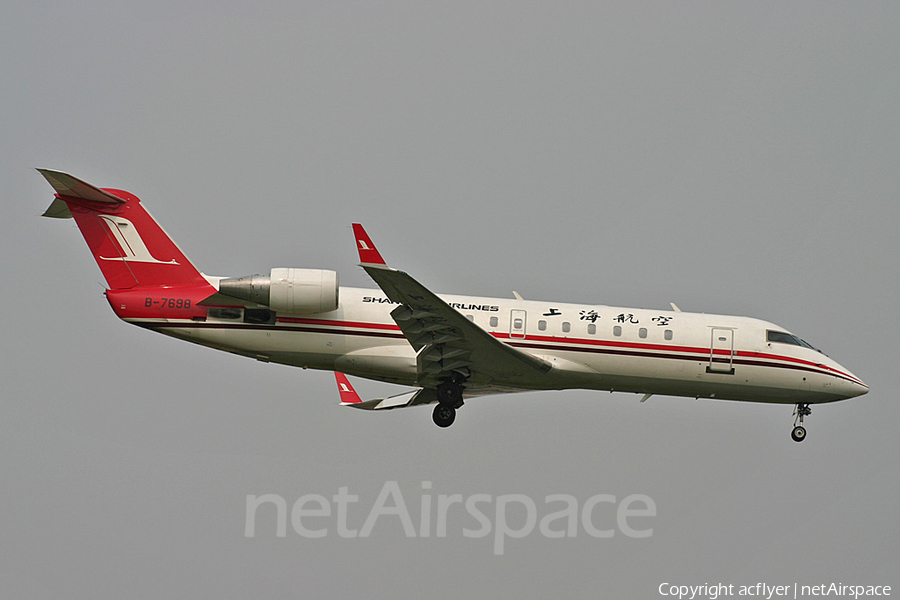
[38,169,869,441]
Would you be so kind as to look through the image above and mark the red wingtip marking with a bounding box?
[352,223,386,265]
[334,372,362,404]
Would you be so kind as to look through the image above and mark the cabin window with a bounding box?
[208,308,242,320]
[613,325,622,337]
[639,327,648,339]
[513,318,523,329]
[587,323,596,335]
[664,329,673,341]
[562,322,571,333]
[490,316,498,327]
[466,315,474,322]
[538,320,547,331]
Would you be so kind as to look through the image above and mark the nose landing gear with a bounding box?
[791,403,812,442]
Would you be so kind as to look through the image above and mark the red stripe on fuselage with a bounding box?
[276,316,402,331]
[137,316,862,386]
[492,330,864,386]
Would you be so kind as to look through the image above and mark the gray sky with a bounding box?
[2,2,898,598]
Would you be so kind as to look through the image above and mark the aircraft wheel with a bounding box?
[433,404,456,428]
[791,425,807,443]
[437,381,463,407]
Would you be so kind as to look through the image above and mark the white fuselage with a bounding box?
[135,286,867,405]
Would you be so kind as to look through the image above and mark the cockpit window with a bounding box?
[797,338,825,354]
[767,330,823,354]
[767,330,800,346]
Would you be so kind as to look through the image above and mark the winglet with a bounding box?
[352,223,386,265]
[334,372,363,405]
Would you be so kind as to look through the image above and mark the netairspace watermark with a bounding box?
[658,582,892,600]
[245,480,656,555]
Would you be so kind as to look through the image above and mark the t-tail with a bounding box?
[39,169,211,290]
[39,169,216,319]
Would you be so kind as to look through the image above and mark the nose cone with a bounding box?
[846,378,869,399]
[835,367,868,400]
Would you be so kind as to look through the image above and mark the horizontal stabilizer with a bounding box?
[41,197,73,219]
[37,169,126,204]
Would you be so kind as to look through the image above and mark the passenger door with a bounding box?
[708,328,735,374]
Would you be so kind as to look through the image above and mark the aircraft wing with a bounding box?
[334,372,436,410]
[351,224,551,390]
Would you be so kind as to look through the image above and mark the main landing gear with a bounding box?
[432,403,456,427]
[432,380,465,428]
[791,403,812,442]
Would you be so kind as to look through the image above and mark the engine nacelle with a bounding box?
[218,268,339,314]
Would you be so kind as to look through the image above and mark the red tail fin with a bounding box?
[39,169,209,290]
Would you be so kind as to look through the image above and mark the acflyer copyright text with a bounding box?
[659,582,891,600]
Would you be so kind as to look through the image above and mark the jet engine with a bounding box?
[217,268,339,314]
